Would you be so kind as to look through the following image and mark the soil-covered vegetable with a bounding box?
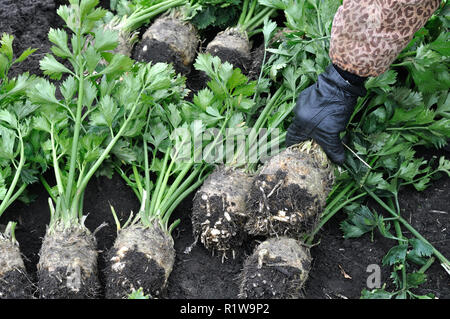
[0,33,39,299]
[99,0,185,57]
[192,166,253,259]
[203,0,274,72]
[0,0,449,301]
[134,13,199,74]
[0,223,32,299]
[26,0,172,298]
[37,223,99,299]
[245,141,334,238]
[105,223,175,298]
[190,36,301,258]
[105,56,201,298]
[205,28,251,72]
[188,52,271,258]
[238,236,312,299]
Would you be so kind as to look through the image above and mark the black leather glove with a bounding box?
[286,64,366,165]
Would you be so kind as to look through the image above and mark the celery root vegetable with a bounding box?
[205,0,275,71]
[191,50,296,259]
[245,141,334,238]
[106,128,207,298]
[27,1,169,298]
[205,28,251,72]
[106,223,176,298]
[105,61,203,298]
[0,34,38,299]
[37,222,99,298]
[238,237,312,299]
[0,223,32,299]
[100,0,186,58]
[192,166,253,257]
[135,12,199,74]
[190,55,261,259]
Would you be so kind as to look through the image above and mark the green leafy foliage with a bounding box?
[187,0,242,29]
[113,53,261,232]
[259,0,340,37]
[0,34,40,216]
[340,205,394,240]
[27,0,187,228]
[316,3,450,299]
[127,287,150,299]
[264,0,338,84]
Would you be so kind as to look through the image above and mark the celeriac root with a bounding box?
[134,13,199,74]
[0,234,32,299]
[192,166,253,260]
[245,141,334,238]
[205,27,251,72]
[238,237,312,299]
[105,222,175,299]
[37,223,100,299]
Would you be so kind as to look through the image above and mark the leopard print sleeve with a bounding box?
[329,0,441,77]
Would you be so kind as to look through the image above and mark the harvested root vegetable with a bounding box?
[134,14,199,74]
[202,0,275,72]
[97,0,185,58]
[238,237,311,299]
[0,35,37,299]
[190,58,296,259]
[105,223,175,299]
[0,224,32,299]
[205,28,251,72]
[107,59,205,298]
[29,2,178,299]
[192,166,253,259]
[245,141,334,238]
[37,223,100,299]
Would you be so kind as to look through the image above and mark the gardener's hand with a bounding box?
[285,65,366,165]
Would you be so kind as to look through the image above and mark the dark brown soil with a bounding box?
[0,269,33,299]
[105,249,167,299]
[1,0,448,300]
[245,170,319,238]
[303,174,450,299]
[37,267,100,299]
[206,46,250,74]
[133,39,190,75]
[239,238,312,299]
[248,43,267,80]
[0,0,60,78]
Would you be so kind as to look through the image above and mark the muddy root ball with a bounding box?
[244,141,334,238]
[192,166,253,259]
[134,14,199,74]
[238,237,312,299]
[0,236,32,299]
[37,223,100,299]
[105,223,175,299]
[205,27,251,72]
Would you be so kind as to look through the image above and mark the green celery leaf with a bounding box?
[365,70,397,93]
[340,205,378,239]
[40,54,72,80]
[382,244,408,266]
[48,28,71,58]
[360,288,394,299]
[0,126,15,159]
[407,272,427,289]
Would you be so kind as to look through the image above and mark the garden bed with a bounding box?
[1,0,449,299]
